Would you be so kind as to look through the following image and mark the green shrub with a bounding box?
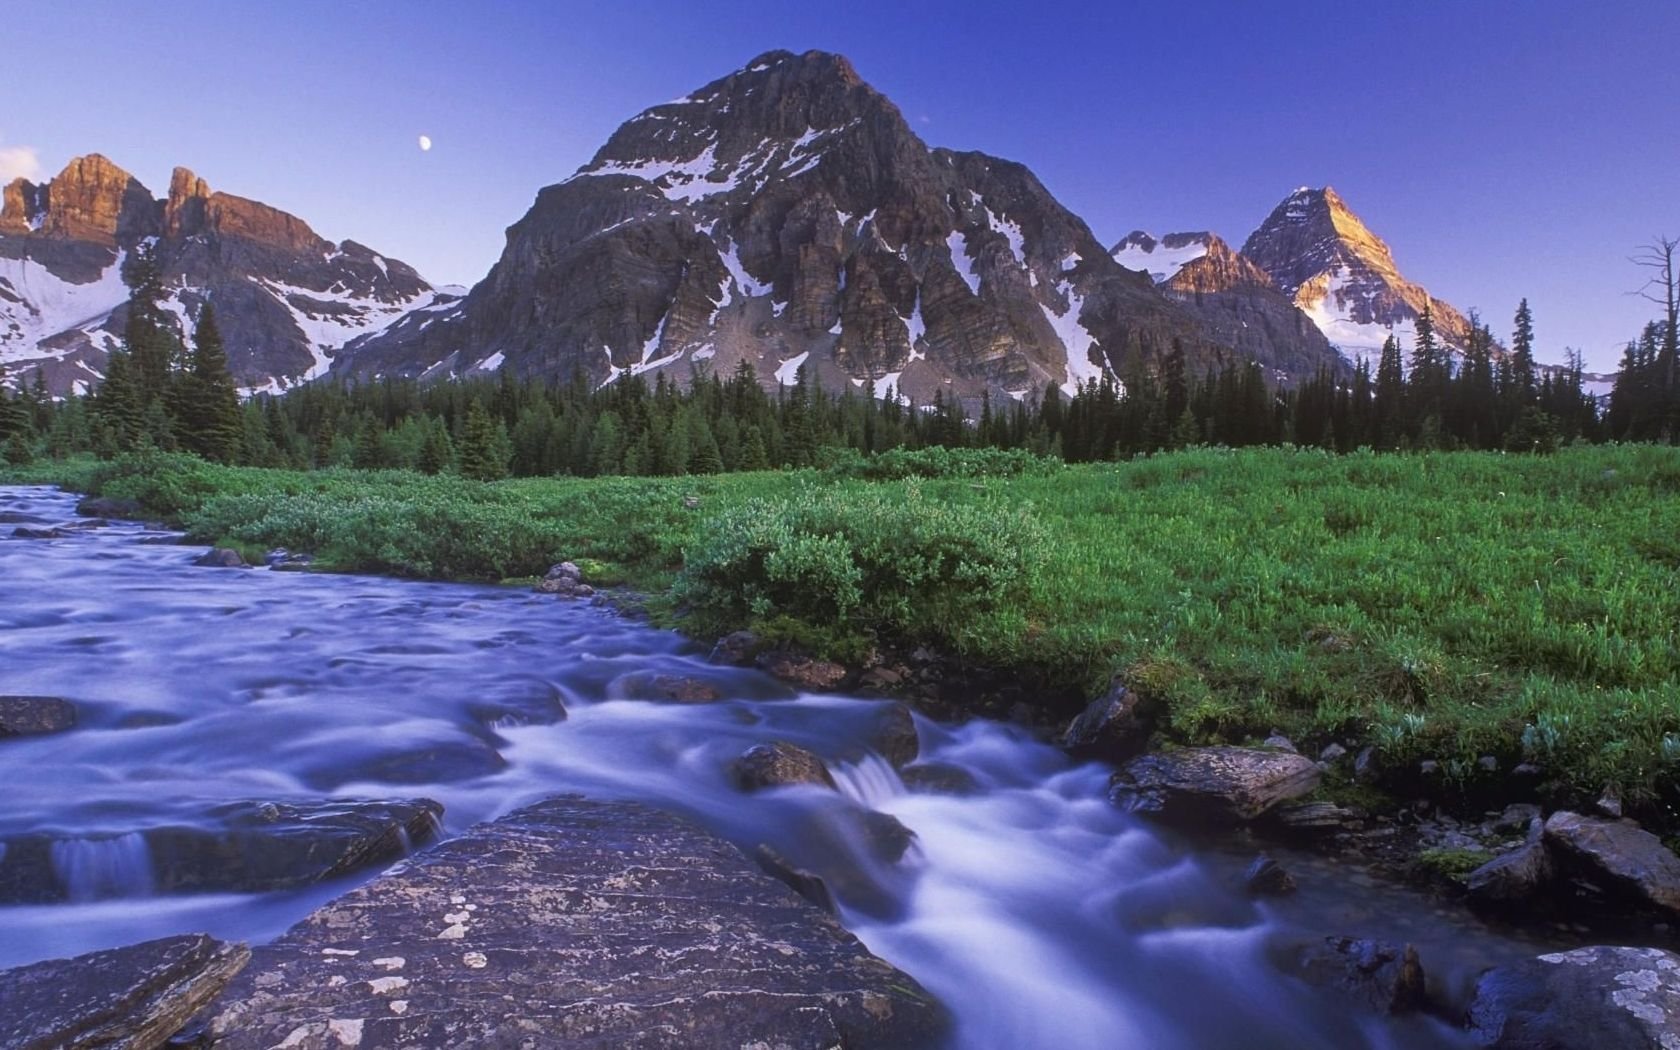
[674,482,1045,657]
[829,446,1062,481]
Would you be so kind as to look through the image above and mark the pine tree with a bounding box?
[455,400,510,481]
[418,416,454,474]
[178,305,242,462]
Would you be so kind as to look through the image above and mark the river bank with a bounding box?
[4,481,1680,1047]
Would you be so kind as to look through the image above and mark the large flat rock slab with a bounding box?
[0,934,249,1050]
[207,796,947,1049]
[1110,745,1321,824]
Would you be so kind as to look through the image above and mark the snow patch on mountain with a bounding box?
[1111,232,1209,284]
[0,251,130,364]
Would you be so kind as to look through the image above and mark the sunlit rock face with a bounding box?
[345,49,1340,401]
[1240,186,1473,367]
[0,154,450,396]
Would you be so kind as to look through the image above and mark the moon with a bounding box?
[418,134,433,152]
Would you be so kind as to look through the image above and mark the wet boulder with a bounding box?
[732,740,836,792]
[76,495,144,518]
[193,547,247,568]
[1543,811,1680,917]
[757,649,849,691]
[1062,679,1154,763]
[1467,946,1680,1049]
[1243,853,1297,897]
[1110,746,1322,824]
[755,843,837,913]
[11,525,68,539]
[865,702,920,769]
[204,796,948,1049]
[0,798,443,903]
[900,761,981,796]
[0,934,249,1050]
[1275,936,1427,1016]
[608,669,725,704]
[0,695,78,737]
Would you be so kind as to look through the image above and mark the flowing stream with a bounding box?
[0,485,1568,1048]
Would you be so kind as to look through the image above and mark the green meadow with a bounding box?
[8,443,1679,816]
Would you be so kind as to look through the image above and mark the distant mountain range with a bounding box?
[1,155,456,395]
[0,50,1599,399]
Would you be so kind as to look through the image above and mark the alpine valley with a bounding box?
[0,50,1581,400]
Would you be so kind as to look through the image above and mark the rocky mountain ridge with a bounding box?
[343,50,1342,399]
[0,154,452,396]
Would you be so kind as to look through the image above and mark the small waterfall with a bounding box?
[51,833,156,902]
[831,752,906,808]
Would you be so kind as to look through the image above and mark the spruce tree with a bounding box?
[179,305,242,462]
[455,400,510,481]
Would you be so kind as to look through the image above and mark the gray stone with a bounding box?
[205,796,947,1049]
[0,934,249,1050]
[193,547,247,568]
[1597,788,1625,819]
[1544,811,1680,917]
[1263,734,1297,753]
[1110,746,1321,824]
[900,761,981,796]
[545,560,582,581]
[1467,820,1555,908]
[0,695,77,737]
[1269,801,1361,836]
[1276,936,1427,1016]
[1468,946,1680,1049]
[1062,680,1153,763]
[733,740,836,792]
[1354,745,1379,783]
[1319,743,1348,764]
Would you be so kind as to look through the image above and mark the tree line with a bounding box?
[2,270,1677,476]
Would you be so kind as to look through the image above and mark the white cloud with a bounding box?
[0,137,42,183]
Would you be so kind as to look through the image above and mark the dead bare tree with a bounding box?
[1631,236,1679,389]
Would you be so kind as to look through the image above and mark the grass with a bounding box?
[6,444,1680,822]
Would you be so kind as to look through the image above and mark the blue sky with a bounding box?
[4,1,1676,370]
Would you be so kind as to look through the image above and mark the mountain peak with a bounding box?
[1242,186,1471,361]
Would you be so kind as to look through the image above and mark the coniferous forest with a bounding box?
[1,249,1677,476]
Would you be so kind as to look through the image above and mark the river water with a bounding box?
[0,484,1565,1048]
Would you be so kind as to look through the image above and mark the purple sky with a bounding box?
[4,1,1676,370]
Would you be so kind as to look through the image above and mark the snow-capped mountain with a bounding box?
[0,155,453,395]
[1111,231,1341,381]
[1240,187,1474,367]
[344,50,1340,400]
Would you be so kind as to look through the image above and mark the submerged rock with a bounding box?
[1110,746,1321,824]
[1276,936,1427,1016]
[0,798,443,903]
[0,934,249,1050]
[1062,679,1154,763]
[193,547,247,568]
[205,796,948,1048]
[732,740,836,792]
[1467,945,1680,1049]
[1543,811,1680,918]
[899,761,981,796]
[11,525,69,539]
[0,695,78,737]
